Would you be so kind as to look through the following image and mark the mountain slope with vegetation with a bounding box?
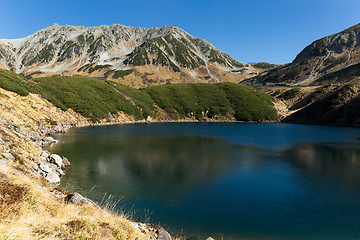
[0,72,162,239]
[245,23,360,127]
[0,66,277,239]
[0,69,277,123]
[0,24,264,87]
[250,23,360,86]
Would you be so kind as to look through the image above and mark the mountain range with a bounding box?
[0,24,261,88]
[253,23,360,86]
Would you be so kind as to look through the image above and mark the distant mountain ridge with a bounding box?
[0,23,258,87]
[252,23,360,86]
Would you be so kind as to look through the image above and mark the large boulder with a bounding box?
[0,159,9,168]
[39,162,51,173]
[41,137,58,147]
[65,192,98,207]
[157,228,172,240]
[45,172,60,183]
[61,157,71,169]
[50,154,63,168]
[40,151,50,159]
[1,153,15,160]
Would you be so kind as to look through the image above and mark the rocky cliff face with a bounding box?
[0,24,258,87]
[253,23,360,85]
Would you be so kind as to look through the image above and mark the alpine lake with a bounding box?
[45,122,360,240]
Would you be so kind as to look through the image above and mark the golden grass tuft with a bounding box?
[0,171,156,240]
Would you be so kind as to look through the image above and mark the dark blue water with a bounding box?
[46,123,360,239]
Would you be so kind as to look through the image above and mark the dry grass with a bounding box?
[0,169,155,240]
[0,86,158,239]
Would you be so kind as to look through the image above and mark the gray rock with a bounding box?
[62,157,71,168]
[65,192,97,207]
[40,151,50,159]
[39,137,58,147]
[55,168,65,176]
[25,163,32,169]
[157,228,172,240]
[39,162,51,173]
[10,169,23,176]
[53,125,64,133]
[50,154,63,168]
[45,172,60,183]
[1,152,15,160]
[29,132,40,142]
[0,159,9,168]
[206,238,215,240]
[32,164,39,171]
[0,172,11,181]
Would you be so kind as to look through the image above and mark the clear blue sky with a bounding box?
[1,0,359,64]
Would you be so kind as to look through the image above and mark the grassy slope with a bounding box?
[0,85,155,239]
[0,69,277,122]
[144,82,277,121]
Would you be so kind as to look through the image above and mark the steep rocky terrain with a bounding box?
[251,23,360,86]
[0,24,261,88]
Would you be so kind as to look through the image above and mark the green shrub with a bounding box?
[0,69,29,96]
[0,69,277,123]
[280,88,300,100]
[253,62,274,69]
[144,82,276,121]
[113,69,134,79]
[28,75,143,122]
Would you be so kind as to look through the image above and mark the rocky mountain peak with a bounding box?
[0,24,255,87]
[252,23,360,86]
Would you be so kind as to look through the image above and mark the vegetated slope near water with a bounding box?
[243,22,360,127]
[0,24,264,88]
[0,69,277,122]
[0,70,161,240]
[282,83,360,127]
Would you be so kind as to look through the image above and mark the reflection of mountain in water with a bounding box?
[54,134,244,193]
[286,142,360,186]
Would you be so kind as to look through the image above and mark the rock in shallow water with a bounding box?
[157,228,171,240]
[39,162,51,173]
[50,154,62,168]
[45,172,60,183]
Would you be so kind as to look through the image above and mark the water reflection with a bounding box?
[287,142,360,186]
[46,123,360,240]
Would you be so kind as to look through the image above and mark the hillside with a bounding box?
[282,83,360,126]
[0,66,277,239]
[243,23,360,127]
[0,69,277,123]
[0,76,165,239]
[0,24,264,88]
[250,23,360,86]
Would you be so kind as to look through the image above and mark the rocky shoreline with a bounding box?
[0,116,177,239]
[0,88,248,239]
